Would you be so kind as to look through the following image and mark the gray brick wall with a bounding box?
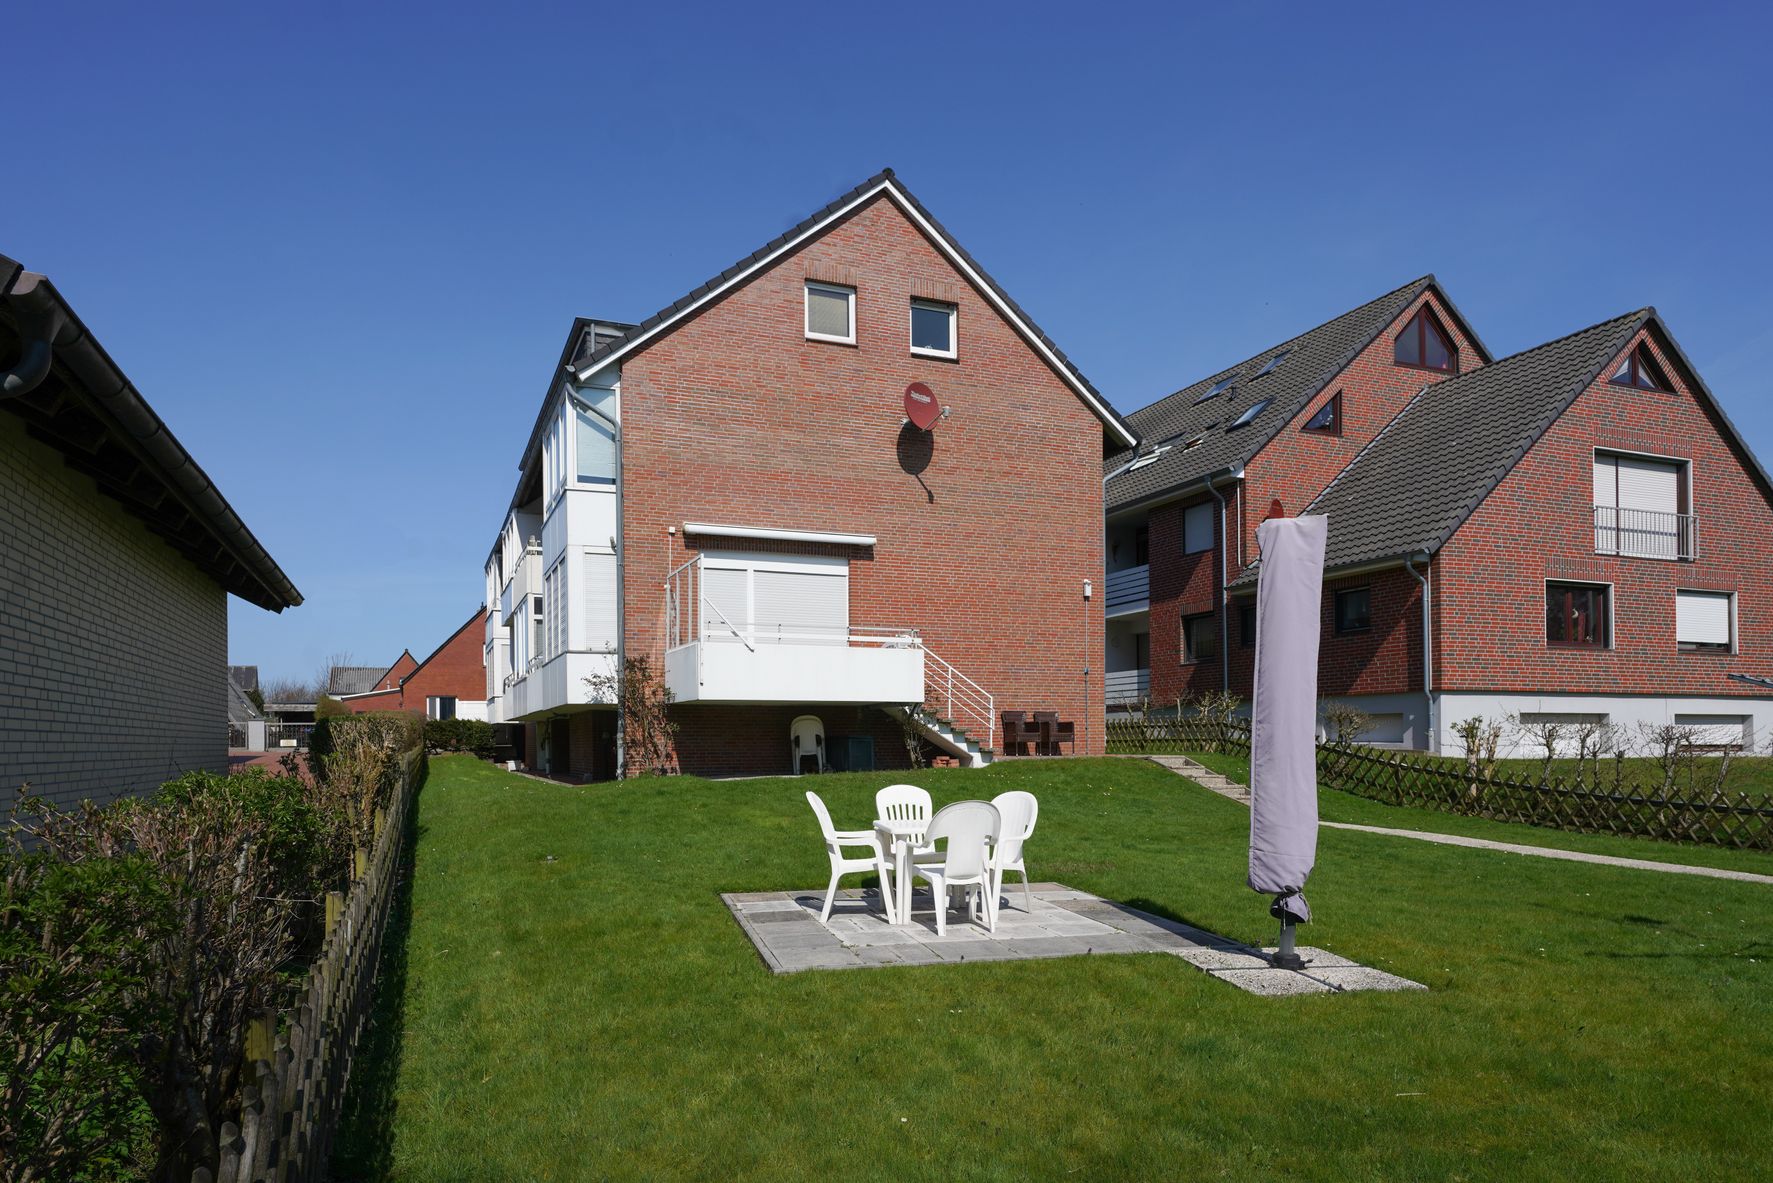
[0,411,227,811]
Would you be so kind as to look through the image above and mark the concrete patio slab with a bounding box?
[722,885,1425,994]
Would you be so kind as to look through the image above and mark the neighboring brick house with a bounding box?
[1110,277,1773,752]
[337,611,488,720]
[482,169,1135,780]
[1,253,301,809]
[1103,277,1487,716]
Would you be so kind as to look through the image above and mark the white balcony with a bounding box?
[666,634,924,705]
[503,651,618,720]
[501,543,542,621]
[1106,564,1149,617]
[663,554,922,704]
[1105,668,1151,705]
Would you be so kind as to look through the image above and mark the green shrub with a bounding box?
[310,712,423,783]
[315,694,351,719]
[157,766,332,897]
[424,717,495,758]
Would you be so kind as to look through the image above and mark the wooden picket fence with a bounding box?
[1108,713,1773,849]
[194,747,424,1183]
[1318,744,1773,851]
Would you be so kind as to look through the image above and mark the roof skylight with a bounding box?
[1254,350,1291,378]
[1228,399,1270,429]
[1194,375,1237,404]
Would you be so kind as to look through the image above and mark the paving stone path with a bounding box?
[1141,755,1773,885]
[725,884,1424,994]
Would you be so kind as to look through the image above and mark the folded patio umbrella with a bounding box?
[1247,513,1328,926]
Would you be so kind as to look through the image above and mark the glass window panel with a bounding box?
[911,302,953,353]
[576,406,616,484]
[806,285,852,339]
[1423,317,1453,370]
[1395,317,1422,366]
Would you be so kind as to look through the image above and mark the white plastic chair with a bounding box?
[805,791,895,924]
[908,800,1001,936]
[989,791,1040,916]
[791,714,825,774]
[875,784,932,830]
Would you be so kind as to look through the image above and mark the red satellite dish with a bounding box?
[903,382,941,431]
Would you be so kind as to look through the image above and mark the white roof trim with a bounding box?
[683,522,877,547]
[572,176,1138,449]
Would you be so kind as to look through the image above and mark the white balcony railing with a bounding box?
[1593,505,1696,561]
[1105,564,1149,614]
[1105,668,1151,705]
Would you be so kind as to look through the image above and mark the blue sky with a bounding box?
[7,1,1771,683]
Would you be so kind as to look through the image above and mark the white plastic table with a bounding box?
[873,817,926,927]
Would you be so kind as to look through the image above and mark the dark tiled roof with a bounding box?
[1106,276,1488,512]
[227,678,260,723]
[326,666,388,696]
[1234,309,1651,584]
[228,664,259,693]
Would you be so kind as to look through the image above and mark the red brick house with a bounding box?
[338,610,488,720]
[1108,278,1773,752]
[483,169,1135,779]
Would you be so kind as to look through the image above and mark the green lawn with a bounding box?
[337,756,1773,1182]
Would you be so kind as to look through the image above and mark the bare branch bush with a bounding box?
[1507,714,1567,784]
[586,655,679,778]
[1321,701,1374,748]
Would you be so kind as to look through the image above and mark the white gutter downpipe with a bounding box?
[1406,551,1435,752]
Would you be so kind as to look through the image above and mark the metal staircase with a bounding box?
[898,647,995,768]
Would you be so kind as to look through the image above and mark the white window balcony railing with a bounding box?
[1105,564,1149,616]
[1105,668,1151,705]
[1593,505,1696,561]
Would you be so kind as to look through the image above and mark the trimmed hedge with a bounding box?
[424,717,496,759]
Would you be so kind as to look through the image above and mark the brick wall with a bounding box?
[0,410,226,809]
[617,194,1108,767]
[1222,566,1425,697]
[346,613,487,715]
[1437,327,1773,698]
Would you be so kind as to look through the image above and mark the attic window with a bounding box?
[1184,434,1205,450]
[1395,307,1457,373]
[1229,399,1270,429]
[1303,392,1342,435]
[1609,344,1672,392]
[1127,445,1172,471]
[1254,350,1291,378]
[805,281,855,344]
[909,299,957,359]
[1195,376,1236,404]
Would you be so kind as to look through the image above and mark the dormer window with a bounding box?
[805,281,855,344]
[1229,398,1270,429]
[1609,344,1672,392]
[1395,307,1457,373]
[1303,391,1342,435]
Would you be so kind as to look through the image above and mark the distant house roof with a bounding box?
[229,665,260,693]
[227,678,260,723]
[508,168,1138,510]
[326,666,388,696]
[0,254,302,611]
[1227,306,1773,587]
[1105,276,1489,513]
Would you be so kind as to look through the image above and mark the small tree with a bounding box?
[1321,701,1373,748]
[1189,691,1243,753]
[1451,715,1503,801]
[898,710,928,770]
[1634,721,1691,793]
[1508,714,1568,783]
[586,656,678,778]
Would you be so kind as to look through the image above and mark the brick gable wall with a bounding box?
[616,195,1107,775]
[346,614,486,715]
[1435,328,1773,697]
[1144,291,1479,706]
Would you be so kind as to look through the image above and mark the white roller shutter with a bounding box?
[754,568,848,644]
[1183,501,1214,554]
[1676,591,1732,647]
[701,566,750,643]
[582,552,619,653]
[1616,457,1679,512]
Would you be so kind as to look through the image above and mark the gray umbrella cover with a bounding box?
[1247,514,1328,924]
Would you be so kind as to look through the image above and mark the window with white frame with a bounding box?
[699,551,849,645]
[1183,501,1214,554]
[531,594,545,667]
[575,386,618,486]
[1676,590,1733,653]
[426,696,458,721]
[583,551,619,653]
[805,281,855,344]
[1594,450,1688,559]
[909,299,957,358]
